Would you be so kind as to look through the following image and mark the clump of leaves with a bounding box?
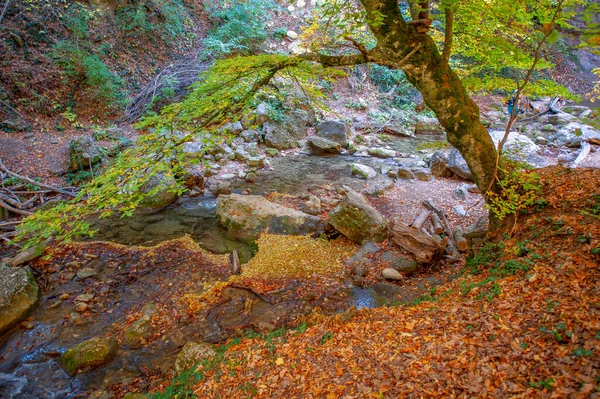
[486,157,542,221]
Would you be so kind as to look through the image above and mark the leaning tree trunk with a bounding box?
[360,0,499,195]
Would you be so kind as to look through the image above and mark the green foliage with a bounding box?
[368,64,417,107]
[116,0,191,41]
[51,41,125,106]
[486,158,543,221]
[202,0,280,57]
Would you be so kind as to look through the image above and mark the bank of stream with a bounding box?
[0,133,468,398]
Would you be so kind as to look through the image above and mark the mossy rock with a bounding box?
[328,189,388,244]
[0,266,39,336]
[59,337,118,376]
[175,341,216,374]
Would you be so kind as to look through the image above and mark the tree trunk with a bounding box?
[360,0,499,195]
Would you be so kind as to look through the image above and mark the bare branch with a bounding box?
[0,0,11,26]
[0,199,32,216]
[0,159,77,197]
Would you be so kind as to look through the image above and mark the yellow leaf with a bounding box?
[276,357,284,366]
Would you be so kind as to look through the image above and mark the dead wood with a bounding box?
[390,218,444,264]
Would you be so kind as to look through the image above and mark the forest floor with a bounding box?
[148,167,600,399]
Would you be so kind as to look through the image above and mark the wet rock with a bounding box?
[213,183,231,197]
[216,194,323,242]
[175,341,216,374]
[382,268,404,281]
[59,337,118,376]
[0,265,39,335]
[307,136,341,155]
[68,312,83,326]
[68,136,102,171]
[328,189,387,244]
[123,303,157,349]
[350,163,377,179]
[368,147,396,158]
[315,120,350,146]
[353,262,369,278]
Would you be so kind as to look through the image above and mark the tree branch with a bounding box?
[0,159,77,197]
[0,0,11,26]
[442,8,453,65]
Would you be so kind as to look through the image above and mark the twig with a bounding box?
[0,0,11,26]
[0,199,32,215]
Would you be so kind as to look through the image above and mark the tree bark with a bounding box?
[359,0,499,195]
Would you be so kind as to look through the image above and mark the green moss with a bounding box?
[59,337,118,376]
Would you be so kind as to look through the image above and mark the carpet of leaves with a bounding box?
[152,168,600,399]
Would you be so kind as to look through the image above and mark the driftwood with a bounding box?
[587,138,600,146]
[571,142,591,168]
[549,96,565,114]
[229,250,241,275]
[411,210,431,230]
[390,218,444,264]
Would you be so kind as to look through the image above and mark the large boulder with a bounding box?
[447,148,472,180]
[59,337,118,376]
[68,136,102,171]
[216,194,323,242]
[175,342,216,374]
[263,111,312,149]
[307,136,341,155]
[0,266,39,336]
[315,120,350,146]
[552,123,600,147]
[327,189,388,244]
[489,131,552,168]
[138,173,179,210]
[429,150,452,177]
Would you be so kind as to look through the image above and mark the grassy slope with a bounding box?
[152,167,600,398]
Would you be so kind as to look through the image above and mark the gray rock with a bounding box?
[453,186,469,200]
[368,147,396,158]
[315,120,350,146]
[327,189,388,244]
[489,131,551,168]
[429,150,452,177]
[175,342,216,374]
[307,136,341,155]
[382,268,404,281]
[562,105,590,117]
[245,172,257,183]
[235,149,250,161]
[547,112,577,126]
[69,136,102,171]
[59,337,118,376]
[362,179,394,196]
[345,241,381,266]
[350,163,377,179]
[255,102,270,127]
[391,256,418,274]
[76,268,98,279]
[534,136,549,145]
[301,195,321,216]
[0,266,39,335]
[447,148,472,180]
[452,205,467,217]
[553,123,600,147]
[221,121,244,134]
[396,167,415,180]
[216,194,323,242]
[413,169,432,181]
[263,111,311,149]
[240,129,259,143]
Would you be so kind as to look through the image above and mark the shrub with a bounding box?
[202,0,280,57]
